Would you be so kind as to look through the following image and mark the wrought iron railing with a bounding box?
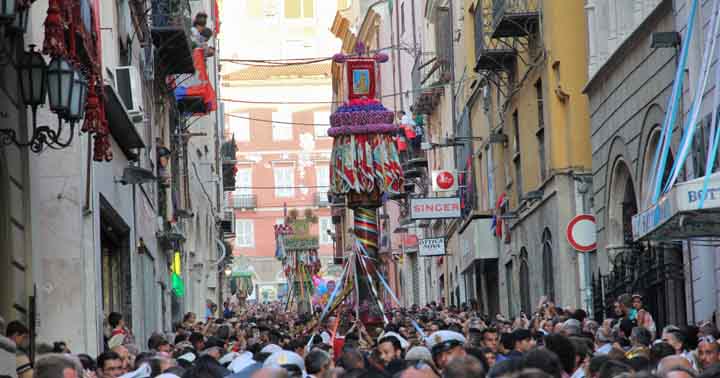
[492,0,540,32]
[231,194,257,209]
[591,243,686,328]
[474,0,506,54]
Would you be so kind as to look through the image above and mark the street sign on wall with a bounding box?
[566,214,597,252]
[419,237,446,256]
[410,197,461,219]
[431,170,458,192]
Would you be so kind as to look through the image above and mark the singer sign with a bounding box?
[410,197,462,219]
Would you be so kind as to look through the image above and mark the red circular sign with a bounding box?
[436,171,455,190]
[566,214,597,253]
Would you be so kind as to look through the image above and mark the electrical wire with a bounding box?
[233,185,329,189]
[191,161,218,219]
[219,71,493,108]
[217,45,417,66]
[226,112,330,126]
[220,57,333,66]
[220,98,342,105]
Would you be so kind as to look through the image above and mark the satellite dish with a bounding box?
[116,166,157,185]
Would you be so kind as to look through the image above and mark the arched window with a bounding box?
[542,229,555,301]
[519,248,531,314]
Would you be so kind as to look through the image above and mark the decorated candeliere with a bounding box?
[329,43,403,324]
[329,44,403,258]
[275,209,321,314]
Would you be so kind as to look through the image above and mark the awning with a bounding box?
[459,216,498,272]
[104,84,144,159]
[633,172,720,241]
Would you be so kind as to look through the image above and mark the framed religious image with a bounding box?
[347,59,376,100]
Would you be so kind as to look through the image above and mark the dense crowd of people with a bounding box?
[2,293,720,378]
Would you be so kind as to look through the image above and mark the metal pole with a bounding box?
[577,176,593,315]
[354,253,361,322]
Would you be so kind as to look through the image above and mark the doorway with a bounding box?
[100,197,132,330]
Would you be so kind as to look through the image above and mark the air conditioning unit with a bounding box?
[114,66,144,123]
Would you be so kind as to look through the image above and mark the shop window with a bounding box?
[542,228,555,301]
[520,248,530,314]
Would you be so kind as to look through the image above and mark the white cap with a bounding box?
[176,352,196,363]
[426,331,466,355]
[119,363,151,378]
[379,331,410,350]
[320,331,331,345]
[228,352,256,373]
[155,374,180,378]
[263,350,305,372]
[218,352,241,365]
[260,344,283,354]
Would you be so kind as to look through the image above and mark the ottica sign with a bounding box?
[419,238,446,257]
[410,197,462,219]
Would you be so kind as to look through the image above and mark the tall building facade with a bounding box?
[220,0,343,303]
[1,0,223,355]
[587,0,720,326]
[332,0,594,314]
[470,0,592,315]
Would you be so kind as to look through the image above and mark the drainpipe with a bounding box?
[410,0,418,58]
[442,0,458,308]
[395,0,404,111]
[576,175,593,315]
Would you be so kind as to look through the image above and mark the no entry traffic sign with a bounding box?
[566,214,597,252]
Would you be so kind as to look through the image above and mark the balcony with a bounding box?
[491,0,540,39]
[150,0,195,75]
[220,210,234,235]
[412,56,445,115]
[473,0,518,73]
[315,192,330,207]
[230,194,257,210]
[175,48,217,116]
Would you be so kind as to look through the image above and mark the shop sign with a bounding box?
[431,170,458,192]
[419,237,446,257]
[284,236,319,250]
[410,197,461,219]
[632,172,720,241]
[402,234,419,253]
[632,196,674,241]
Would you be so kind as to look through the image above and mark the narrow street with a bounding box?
[1,0,720,378]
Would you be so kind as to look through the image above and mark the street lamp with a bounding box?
[9,4,28,33]
[224,266,232,277]
[66,69,88,122]
[0,46,88,152]
[18,45,47,112]
[0,0,16,64]
[0,0,16,22]
[47,56,74,115]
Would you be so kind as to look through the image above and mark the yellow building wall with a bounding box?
[480,0,591,208]
[542,0,591,171]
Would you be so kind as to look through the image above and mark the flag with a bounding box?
[172,251,185,297]
[172,273,185,297]
[493,192,507,238]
